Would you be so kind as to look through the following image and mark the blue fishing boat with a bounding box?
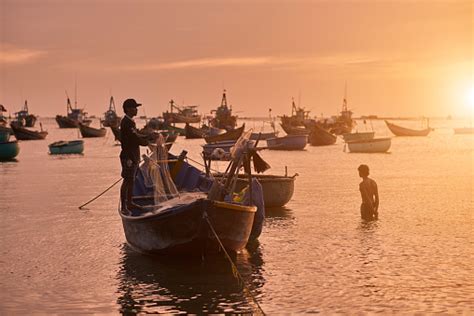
[0,141,20,160]
[49,140,84,155]
[266,134,308,150]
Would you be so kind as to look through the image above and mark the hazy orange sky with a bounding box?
[1,0,472,118]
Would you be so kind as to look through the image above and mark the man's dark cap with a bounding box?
[123,98,142,109]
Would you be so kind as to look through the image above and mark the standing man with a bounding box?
[120,98,149,212]
[358,164,379,220]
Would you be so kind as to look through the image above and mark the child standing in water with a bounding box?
[358,164,379,220]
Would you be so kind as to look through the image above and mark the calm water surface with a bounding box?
[0,118,473,313]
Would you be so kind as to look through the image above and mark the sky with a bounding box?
[0,0,472,118]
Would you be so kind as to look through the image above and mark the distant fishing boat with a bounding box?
[385,120,431,136]
[56,96,91,128]
[184,123,207,139]
[279,98,311,133]
[10,121,48,140]
[49,140,84,155]
[0,140,20,160]
[305,122,337,146]
[346,137,391,153]
[342,131,375,142]
[14,100,37,127]
[210,90,238,131]
[163,99,201,124]
[79,123,107,138]
[454,127,474,134]
[101,96,121,128]
[266,134,308,150]
[250,131,278,140]
[204,124,245,143]
[145,117,186,136]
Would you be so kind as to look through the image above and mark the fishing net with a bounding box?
[140,133,179,205]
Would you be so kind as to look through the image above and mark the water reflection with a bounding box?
[116,243,265,314]
[265,206,294,219]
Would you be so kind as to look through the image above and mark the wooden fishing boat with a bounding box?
[280,123,310,136]
[185,123,207,139]
[454,127,474,134]
[0,125,11,143]
[204,124,245,143]
[49,140,84,155]
[79,123,107,138]
[163,99,201,124]
[56,96,91,128]
[145,118,185,136]
[120,193,256,255]
[346,137,391,153]
[120,137,264,255]
[305,122,337,146]
[101,96,121,127]
[214,174,297,207]
[202,140,254,161]
[10,122,48,140]
[0,140,20,160]
[266,134,308,150]
[210,90,237,130]
[14,100,37,127]
[250,131,278,140]
[342,131,375,142]
[385,120,431,136]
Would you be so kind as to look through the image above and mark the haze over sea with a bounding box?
[0,118,472,314]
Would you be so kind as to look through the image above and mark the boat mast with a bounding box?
[109,96,116,112]
[342,82,348,112]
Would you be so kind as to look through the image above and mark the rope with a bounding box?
[78,177,122,210]
[203,212,265,315]
[185,155,222,174]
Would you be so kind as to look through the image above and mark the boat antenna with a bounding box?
[74,74,77,109]
[298,90,301,108]
[343,81,348,112]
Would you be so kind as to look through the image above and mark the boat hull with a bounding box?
[250,131,278,140]
[79,124,107,138]
[342,131,374,142]
[120,196,256,255]
[454,127,474,134]
[163,112,201,124]
[185,124,206,139]
[56,115,91,128]
[347,137,391,153]
[385,120,431,136]
[0,141,20,160]
[306,124,337,146]
[49,140,84,155]
[216,174,296,207]
[204,125,245,143]
[10,122,48,140]
[266,135,308,150]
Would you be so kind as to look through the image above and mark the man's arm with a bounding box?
[373,181,379,211]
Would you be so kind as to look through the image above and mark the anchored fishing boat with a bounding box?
[266,134,308,150]
[305,121,337,146]
[385,120,431,136]
[454,127,474,134]
[79,123,107,138]
[279,98,311,136]
[101,96,121,127]
[14,100,37,127]
[346,137,391,153]
[184,123,207,139]
[49,140,84,155]
[0,140,20,160]
[10,121,48,140]
[120,133,266,255]
[210,90,238,131]
[342,131,375,142]
[204,124,245,143]
[56,96,91,128]
[163,99,201,124]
